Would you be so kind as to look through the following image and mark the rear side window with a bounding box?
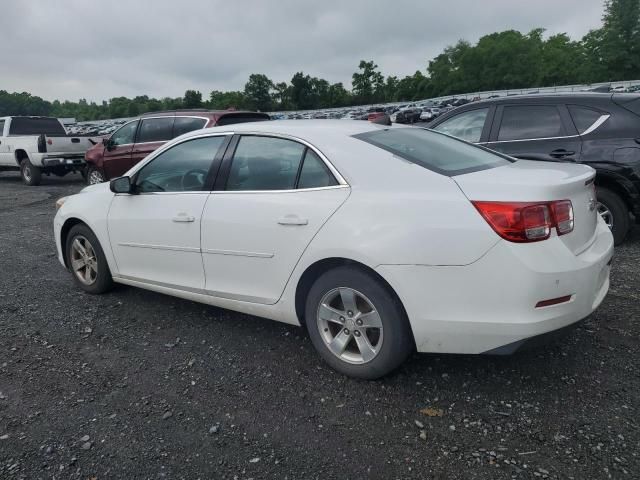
[568,106,604,134]
[137,117,174,143]
[226,136,305,191]
[9,117,66,136]
[298,150,338,189]
[353,128,511,176]
[498,105,565,141]
[432,108,488,143]
[173,117,207,138]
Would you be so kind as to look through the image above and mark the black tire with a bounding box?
[85,166,106,185]
[304,266,414,380]
[20,158,42,186]
[596,186,629,246]
[65,224,113,294]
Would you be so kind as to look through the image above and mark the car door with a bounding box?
[102,120,139,179]
[430,107,493,143]
[485,104,582,162]
[108,134,230,290]
[130,116,175,168]
[201,134,350,304]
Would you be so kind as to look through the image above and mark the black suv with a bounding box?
[429,93,640,244]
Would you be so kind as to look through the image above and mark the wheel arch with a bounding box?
[594,173,635,212]
[60,218,89,268]
[294,257,415,345]
[15,149,28,166]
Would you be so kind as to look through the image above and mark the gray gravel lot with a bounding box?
[0,171,639,479]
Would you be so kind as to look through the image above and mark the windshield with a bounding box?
[353,127,512,176]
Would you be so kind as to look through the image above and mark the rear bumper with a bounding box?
[377,218,614,354]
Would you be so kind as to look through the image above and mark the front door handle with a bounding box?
[172,214,195,223]
[550,149,576,158]
[278,215,308,226]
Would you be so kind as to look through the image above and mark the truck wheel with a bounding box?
[20,158,42,186]
[596,186,629,246]
[86,166,106,185]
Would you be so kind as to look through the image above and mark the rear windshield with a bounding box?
[353,128,512,176]
[9,117,66,136]
[216,113,270,126]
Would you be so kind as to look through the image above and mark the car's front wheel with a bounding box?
[305,266,414,379]
[85,166,106,185]
[65,224,113,294]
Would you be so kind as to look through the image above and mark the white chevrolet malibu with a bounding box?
[54,120,614,379]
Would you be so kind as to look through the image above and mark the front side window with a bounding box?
[354,128,511,176]
[0,120,5,136]
[135,136,226,193]
[137,117,174,143]
[226,136,305,191]
[111,121,139,146]
[568,105,605,134]
[498,105,565,141]
[173,117,207,138]
[432,108,488,143]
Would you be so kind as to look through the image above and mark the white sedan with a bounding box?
[54,121,614,379]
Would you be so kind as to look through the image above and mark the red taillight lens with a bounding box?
[550,200,574,236]
[47,138,53,145]
[473,200,573,243]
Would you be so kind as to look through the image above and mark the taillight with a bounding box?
[47,138,53,145]
[473,200,573,243]
[550,200,574,236]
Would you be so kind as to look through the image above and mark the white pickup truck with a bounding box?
[0,116,97,185]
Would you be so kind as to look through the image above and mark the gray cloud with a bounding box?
[0,0,604,102]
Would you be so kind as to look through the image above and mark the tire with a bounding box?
[596,186,629,246]
[65,224,113,294]
[304,266,414,380]
[20,158,42,186]
[85,166,106,185]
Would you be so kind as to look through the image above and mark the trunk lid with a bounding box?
[453,160,598,255]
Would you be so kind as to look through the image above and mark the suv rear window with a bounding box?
[9,117,66,136]
[353,128,511,176]
[216,113,270,126]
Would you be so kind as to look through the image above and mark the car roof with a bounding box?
[462,92,616,107]
[187,119,393,139]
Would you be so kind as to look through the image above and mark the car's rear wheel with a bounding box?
[65,224,113,294]
[596,186,629,246]
[86,166,106,185]
[20,158,41,186]
[304,266,414,379]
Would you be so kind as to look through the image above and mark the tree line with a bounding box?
[0,0,638,121]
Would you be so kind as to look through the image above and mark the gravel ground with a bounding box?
[0,172,639,480]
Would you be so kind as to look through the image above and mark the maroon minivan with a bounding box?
[84,110,269,184]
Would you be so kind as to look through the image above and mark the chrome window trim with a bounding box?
[580,114,610,136]
[213,184,350,195]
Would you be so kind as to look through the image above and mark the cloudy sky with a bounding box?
[1,0,605,102]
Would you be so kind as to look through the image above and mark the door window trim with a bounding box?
[213,132,349,194]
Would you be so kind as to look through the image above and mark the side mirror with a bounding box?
[110,176,133,194]
[103,137,114,150]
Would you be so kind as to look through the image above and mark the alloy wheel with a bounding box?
[316,287,383,364]
[88,170,105,185]
[70,235,98,285]
[597,202,613,229]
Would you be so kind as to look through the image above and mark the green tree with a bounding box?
[244,74,274,111]
[183,90,203,108]
[352,60,384,103]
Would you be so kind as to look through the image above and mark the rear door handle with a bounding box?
[278,215,308,226]
[550,149,575,158]
[172,214,195,223]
